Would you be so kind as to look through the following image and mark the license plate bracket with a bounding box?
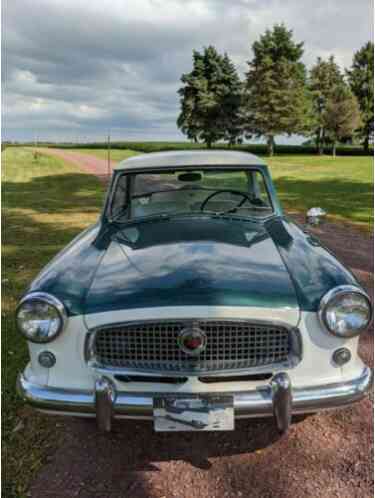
[153,394,234,432]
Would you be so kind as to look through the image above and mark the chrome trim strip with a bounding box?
[17,367,372,420]
[90,363,290,378]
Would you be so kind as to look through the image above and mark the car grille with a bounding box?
[90,320,296,374]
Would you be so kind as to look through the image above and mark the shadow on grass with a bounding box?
[3,172,105,214]
[5,171,371,225]
[4,169,372,225]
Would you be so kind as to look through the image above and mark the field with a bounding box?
[74,148,373,230]
[2,148,104,497]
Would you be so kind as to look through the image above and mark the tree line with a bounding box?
[177,24,373,156]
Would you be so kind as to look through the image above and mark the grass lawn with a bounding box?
[2,147,104,497]
[267,155,373,231]
[72,148,373,230]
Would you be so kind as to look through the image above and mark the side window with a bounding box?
[248,171,271,207]
[110,174,128,218]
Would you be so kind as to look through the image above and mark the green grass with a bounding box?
[268,155,373,230]
[72,149,373,230]
[2,148,104,497]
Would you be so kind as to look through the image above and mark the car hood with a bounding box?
[84,218,299,315]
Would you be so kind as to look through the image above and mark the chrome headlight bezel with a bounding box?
[319,285,372,338]
[16,292,67,343]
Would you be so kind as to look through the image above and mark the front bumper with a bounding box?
[17,367,372,432]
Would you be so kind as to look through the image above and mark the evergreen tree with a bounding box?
[243,24,313,156]
[177,47,242,147]
[323,84,362,156]
[177,49,207,144]
[310,56,344,154]
[221,54,243,146]
[347,42,374,152]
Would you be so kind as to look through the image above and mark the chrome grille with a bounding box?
[91,320,295,374]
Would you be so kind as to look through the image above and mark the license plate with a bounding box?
[153,395,234,432]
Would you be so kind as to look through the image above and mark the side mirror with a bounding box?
[306,207,326,226]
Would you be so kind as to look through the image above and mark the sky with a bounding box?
[2,0,373,143]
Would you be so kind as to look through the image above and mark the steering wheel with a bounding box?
[200,190,254,214]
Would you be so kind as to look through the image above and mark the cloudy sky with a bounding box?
[2,0,373,143]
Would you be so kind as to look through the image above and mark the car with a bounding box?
[16,150,372,434]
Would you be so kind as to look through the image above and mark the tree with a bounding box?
[243,24,314,156]
[221,54,243,146]
[347,42,374,152]
[177,47,242,148]
[323,84,362,156]
[309,56,344,154]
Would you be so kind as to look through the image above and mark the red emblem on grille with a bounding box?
[178,327,206,356]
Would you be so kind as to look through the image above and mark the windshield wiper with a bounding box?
[111,212,172,225]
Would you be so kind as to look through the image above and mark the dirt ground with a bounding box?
[28,149,373,498]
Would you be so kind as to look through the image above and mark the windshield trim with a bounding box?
[106,166,276,223]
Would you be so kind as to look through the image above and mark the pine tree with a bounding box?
[310,56,345,154]
[221,54,243,146]
[323,84,362,156]
[177,47,242,147]
[243,24,314,156]
[347,42,374,152]
[177,50,206,144]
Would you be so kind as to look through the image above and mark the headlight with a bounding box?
[16,292,67,343]
[319,285,372,338]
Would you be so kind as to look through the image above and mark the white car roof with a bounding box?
[115,150,267,172]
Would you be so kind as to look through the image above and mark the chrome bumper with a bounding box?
[17,368,372,433]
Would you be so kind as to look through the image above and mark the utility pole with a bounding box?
[317,95,325,155]
[107,131,111,179]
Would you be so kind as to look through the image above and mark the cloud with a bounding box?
[2,0,373,141]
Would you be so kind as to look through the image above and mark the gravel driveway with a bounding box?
[29,149,373,498]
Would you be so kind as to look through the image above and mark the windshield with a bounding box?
[108,168,273,222]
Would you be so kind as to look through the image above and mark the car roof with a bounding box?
[114,150,267,172]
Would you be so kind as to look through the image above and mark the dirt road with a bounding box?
[34,147,116,182]
[28,149,373,498]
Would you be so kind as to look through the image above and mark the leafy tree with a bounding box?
[347,42,374,152]
[309,56,344,154]
[177,47,242,147]
[243,24,314,156]
[323,84,362,156]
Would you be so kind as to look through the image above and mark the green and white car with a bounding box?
[16,151,372,433]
